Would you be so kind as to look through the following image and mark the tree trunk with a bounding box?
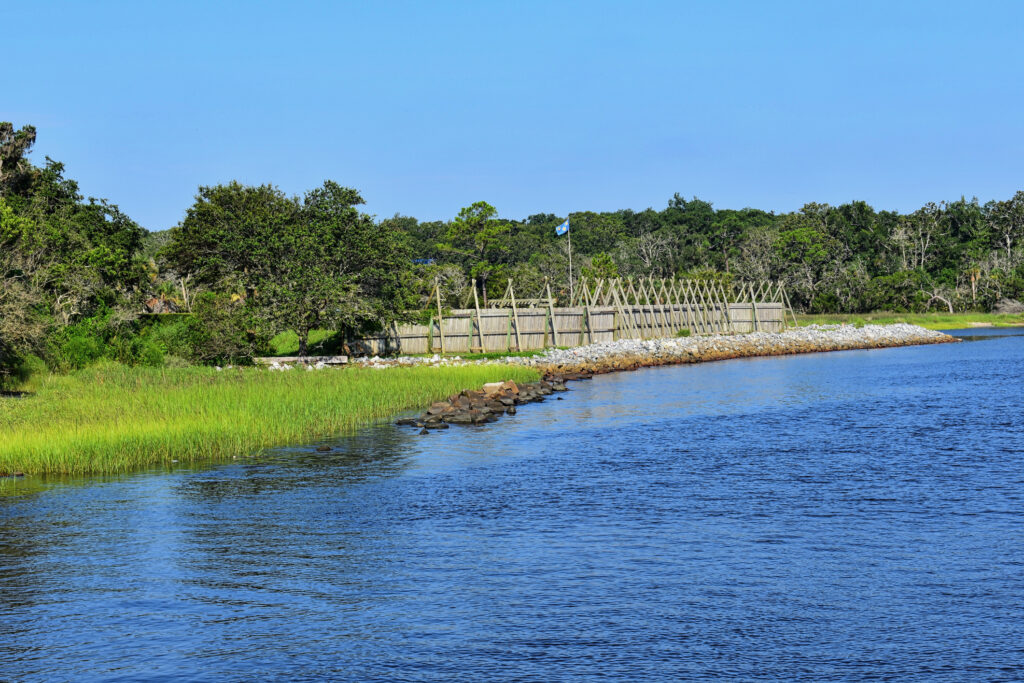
[298,329,309,357]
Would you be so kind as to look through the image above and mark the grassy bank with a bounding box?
[0,362,539,476]
[795,311,1024,330]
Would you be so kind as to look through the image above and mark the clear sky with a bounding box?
[6,0,1024,230]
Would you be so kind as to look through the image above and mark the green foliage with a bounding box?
[0,122,37,195]
[167,180,415,356]
[675,328,691,338]
[182,293,268,364]
[50,330,105,371]
[8,120,1024,383]
[0,354,47,391]
[438,200,515,296]
[1,126,148,377]
[581,252,619,280]
[44,312,170,371]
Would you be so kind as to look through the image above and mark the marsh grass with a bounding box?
[795,311,1024,330]
[0,362,539,475]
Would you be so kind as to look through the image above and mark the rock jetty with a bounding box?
[396,377,577,430]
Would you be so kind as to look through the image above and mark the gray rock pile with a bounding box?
[395,377,575,432]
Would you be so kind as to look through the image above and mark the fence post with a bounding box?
[749,283,760,333]
[472,279,485,352]
[545,279,560,347]
[435,281,445,355]
[508,279,523,351]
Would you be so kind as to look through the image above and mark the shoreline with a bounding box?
[394,324,957,431]
[517,323,958,376]
[3,325,956,477]
[361,323,957,376]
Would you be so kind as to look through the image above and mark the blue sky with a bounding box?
[6,1,1024,230]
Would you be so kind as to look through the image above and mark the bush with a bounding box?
[675,328,691,337]
[185,293,269,364]
[51,331,105,372]
[1,353,47,390]
[107,335,166,367]
[146,318,200,361]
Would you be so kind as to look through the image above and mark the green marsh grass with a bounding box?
[0,362,539,476]
[795,311,1024,330]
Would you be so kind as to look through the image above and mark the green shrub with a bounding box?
[187,293,269,364]
[51,331,105,372]
[147,318,200,361]
[675,328,691,337]
[1,354,47,390]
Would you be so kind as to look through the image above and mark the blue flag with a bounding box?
[555,218,570,236]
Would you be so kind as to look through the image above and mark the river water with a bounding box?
[2,329,1023,681]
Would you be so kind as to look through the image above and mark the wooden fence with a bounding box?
[353,277,794,355]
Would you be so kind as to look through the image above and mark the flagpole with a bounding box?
[567,217,574,303]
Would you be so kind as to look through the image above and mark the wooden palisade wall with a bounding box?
[353,277,794,355]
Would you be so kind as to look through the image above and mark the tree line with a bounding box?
[3,122,1023,378]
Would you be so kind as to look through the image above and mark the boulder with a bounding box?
[426,402,451,415]
[482,382,505,396]
[445,412,475,425]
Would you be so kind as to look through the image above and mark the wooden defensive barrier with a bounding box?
[353,277,793,355]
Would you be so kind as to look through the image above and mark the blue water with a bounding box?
[2,329,1023,681]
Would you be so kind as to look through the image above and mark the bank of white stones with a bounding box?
[514,323,955,374]
[351,324,956,375]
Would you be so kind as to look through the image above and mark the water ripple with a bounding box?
[2,329,1023,681]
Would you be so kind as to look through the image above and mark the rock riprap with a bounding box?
[513,323,956,375]
[360,324,954,372]
[395,378,573,430]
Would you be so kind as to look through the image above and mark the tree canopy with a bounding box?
[5,121,1024,377]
